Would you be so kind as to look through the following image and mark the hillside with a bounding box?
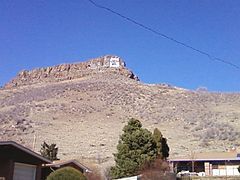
[1,55,240,168]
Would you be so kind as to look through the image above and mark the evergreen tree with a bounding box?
[153,128,163,157]
[161,137,169,160]
[110,118,157,179]
[153,128,169,159]
[40,141,59,161]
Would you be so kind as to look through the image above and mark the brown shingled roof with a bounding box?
[45,159,91,172]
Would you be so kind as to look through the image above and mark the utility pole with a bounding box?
[190,150,195,172]
[32,133,37,151]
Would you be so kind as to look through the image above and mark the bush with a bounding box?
[85,172,103,180]
[140,158,172,180]
[85,167,104,180]
[40,141,59,161]
[47,167,87,180]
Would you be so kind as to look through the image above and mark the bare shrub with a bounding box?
[85,171,103,180]
[140,158,175,180]
[194,125,203,131]
[200,140,210,147]
[103,166,111,180]
[83,163,105,180]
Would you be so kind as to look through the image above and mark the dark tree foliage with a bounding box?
[110,118,157,179]
[40,141,59,161]
[161,137,170,159]
[153,128,163,157]
[153,128,169,160]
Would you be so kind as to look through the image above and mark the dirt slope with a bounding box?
[1,56,240,168]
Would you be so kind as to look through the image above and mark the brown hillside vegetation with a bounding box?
[1,55,240,169]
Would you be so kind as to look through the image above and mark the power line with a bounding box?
[87,0,240,70]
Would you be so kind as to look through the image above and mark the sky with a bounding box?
[0,0,240,92]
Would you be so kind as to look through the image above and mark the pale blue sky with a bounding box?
[0,0,239,91]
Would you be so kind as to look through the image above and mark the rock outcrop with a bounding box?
[4,55,139,88]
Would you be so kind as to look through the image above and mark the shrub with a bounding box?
[85,166,104,180]
[140,158,172,180]
[40,141,59,161]
[85,172,103,180]
[46,167,87,180]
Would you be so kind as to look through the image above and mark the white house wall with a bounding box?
[212,165,240,176]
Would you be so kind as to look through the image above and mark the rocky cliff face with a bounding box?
[4,55,138,88]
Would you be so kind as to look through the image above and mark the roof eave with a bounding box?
[169,158,240,162]
[0,141,52,163]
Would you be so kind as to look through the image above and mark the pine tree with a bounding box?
[40,141,59,161]
[152,128,169,160]
[161,137,169,160]
[153,128,163,157]
[110,118,157,179]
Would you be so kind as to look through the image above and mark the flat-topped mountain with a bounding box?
[4,55,138,88]
[1,55,240,169]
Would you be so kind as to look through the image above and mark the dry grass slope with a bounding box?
[1,58,240,169]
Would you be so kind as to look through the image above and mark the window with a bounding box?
[13,163,36,180]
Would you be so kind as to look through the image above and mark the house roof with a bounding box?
[169,151,240,162]
[0,141,51,163]
[45,159,91,172]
